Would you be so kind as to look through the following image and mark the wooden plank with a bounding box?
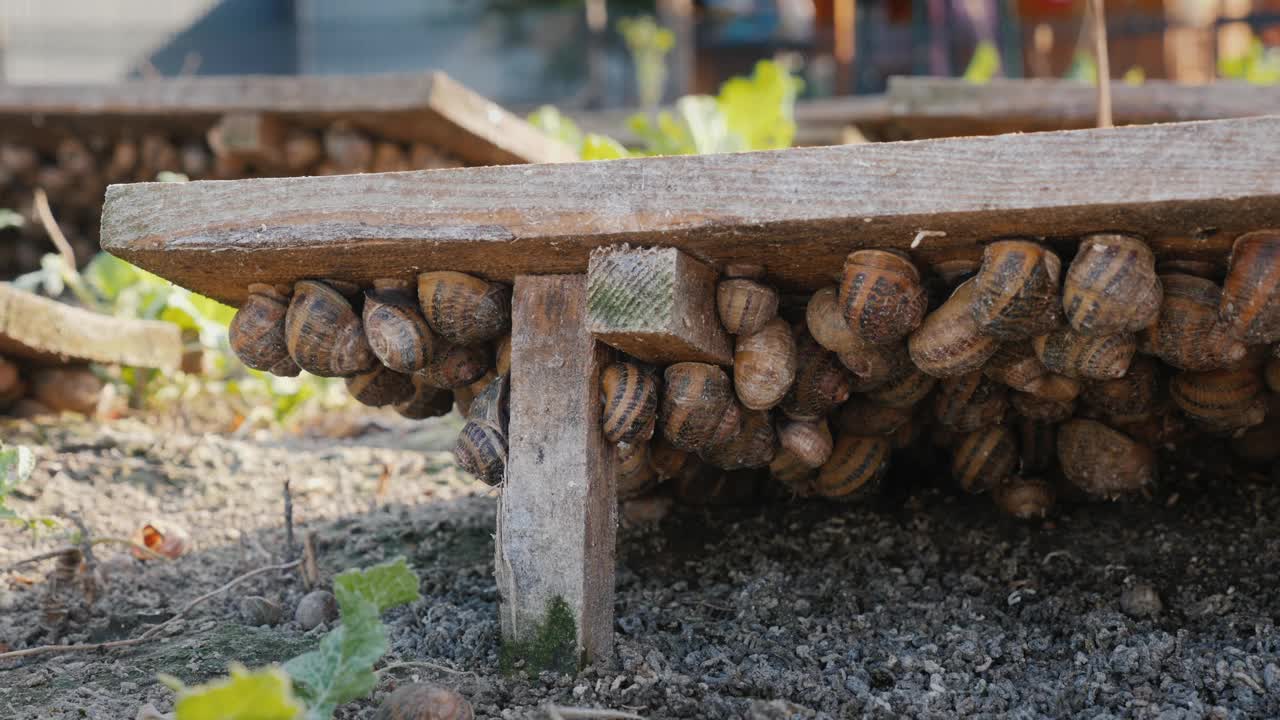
[209,112,286,168]
[100,116,1280,306]
[586,245,731,365]
[496,274,615,665]
[0,283,182,369]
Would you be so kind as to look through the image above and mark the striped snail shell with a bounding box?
[864,361,938,409]
[373,683,474,720]
[777,419,833,468]
[889,414,922,449]
[769,447,819,497]
[815,434,891,501]
[806,286,860,355]
[363,285,437,373]
[836,397,914,436]
[908,279,1000,378]
[707,400,745,450]
[452,370,497,417]
[345,365,415,407]
[495,334,512,376]
[660,362,736,452]
[1111,408,1192,448]
[1017,418,1057,475]
[418,341,490,389]
[1081,355,1159,422]
[701,408,776,471]
[1169,365,1267,433]
[1158,257,1222,280]
[933,371,1008,432]
[992,477,1055,520]
[649,434,698,481]
[841,339,912,392]
[395,373,454,420]
[617,441,660,499]
[734,318,797,410]
[1062,233,1162,336]
[285,280,378,377]
[1057,419,1155,499]
[229,284,301,376]
[1266,357,1280,394]
[1142,274,1246,371]
[717,274,779,336]
[1032,327,1135,380]
[465,374,508,428]
[1009,391,1075,423]
[983,342,1048,393]
[1219,230,1280,344]
[951,425,1017,494]
[970,239,1063,340]
[780,331,852,421]
[417,271,511,346]
[839,249,928,345]
[600,361,659,445]
[453,376,510,486]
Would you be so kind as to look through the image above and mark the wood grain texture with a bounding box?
[0,283,182,369]
[211,112,286,167]
[496,275,616,663]
[586,246,732,365]
[101,115,1280,306]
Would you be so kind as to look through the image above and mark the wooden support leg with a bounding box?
[497,274,617,667]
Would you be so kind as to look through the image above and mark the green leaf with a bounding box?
[0,445,35,496]
[332,557,421,614]
[527,105,584,150]
[172,664,303,720]
[716,59,802,151]
[82,253,146,303]
[963,41,1001,84]
[674,95,742,155]
[283,598,385,719]
[1065,50,1098,84]
[580,133,632,161]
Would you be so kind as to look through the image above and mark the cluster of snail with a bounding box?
[0,358,104,419]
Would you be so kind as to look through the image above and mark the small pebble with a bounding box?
[295,590,339,630]
[374,683,474,720]
[1120,582,1163,618]
[239,595,283,626]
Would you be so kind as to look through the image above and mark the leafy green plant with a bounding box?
[617,15,675,111]
[0,443,56,536]
[164,558,421,720]
[1219,37,1280,85]
[963,41,1001,84]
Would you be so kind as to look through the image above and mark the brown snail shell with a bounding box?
[1169,365,1267,433]
[706,400,745,449]
[1158,257,1221,280]
[889,414,922,449]
[1266,358,1280,394]
[839,249,928,345]
[993,477,1055,520]
[285,280,377,377]
[600,361,659,444]
[373,682,474,720]
[769,447,819,497]
[1062,233,1162,336]
[454,421,506,486]
[29,366,103,415]
[815,434,890,501]
[417,271,511,346]
[1032,327,1135,380]
[452,371,498,417]
[363,287,437,373]
[1017,419,1056,475]
[717,277,779,336]
[908,279,1000,378]
[1081,355,1159,422]
[660,362,735,452]
[395,373,454,420]
[345,366,415,407]
[970,240,1063,340]
[951,425,1017,494]
[617,441,660,499]
[418,341,490,389]
[983,343,1049,392]
[1057,419,1155,499]
[649,435,698,481]
[780,331,852,421]
[864,355,938,408]
[229,284,301,376]
[933,371,1008,432]
[777,419,833,468]
[495,335,512,376]
[1220,230,1280,344]
[1009,391,1074,423]
[701,409,776,470]
[840,339,912,392]
[1142,274,1246,371]
[836,397,914,436]
[734,318,797,410]
[806,286,859,355]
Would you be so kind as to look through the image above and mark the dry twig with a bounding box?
[2,537,167,574]
[543,706,645,720]
[69,514,99,604]
[1089,0,1112,128]
[377,660,477,678]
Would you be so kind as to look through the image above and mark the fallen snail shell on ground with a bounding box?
[815,434,890,501]
[1081,355,1159,422]
[1219,229,1280,344]
[363,286,437,373]
[1169,365,1267,433]
[777,419,833,468]
[395,373,454,420]
[600,361,660,444]
[701,408,776,470]
[1142,273,1246,371]
[1062,233,1162,336]
[661,362,736,452]
[418,341,490,389]
[933,371,1008,432]
[734,318,797,410]
[373,682,474,720]
[780,331,852,421]
[285,280,377,377]
[970,239,1063,340]
[1009,391,1075,423]
[806,286,860,355]
[1057,418,1155,499]
[951,425,1017,494]
[229,284,301,376]
[717,277,779,336]
[992,476,1055,519]
[908,279,1000,378]
[345,365,415,407]
[839,249,928,345]
[418,271,511,346]
[1032,327,1136,380]
[836,397,914,436]
[616,440,659,499]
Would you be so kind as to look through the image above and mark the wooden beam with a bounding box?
[209,112,286,168]
[0,283,182,369]
[586,245,731,366]
[497,274,616,666]
[101,116,1280,306]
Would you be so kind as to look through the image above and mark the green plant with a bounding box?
[963,41,1001,84]
[1219,37,1280,84]
[617,15,675,111]
[0,442,56,535]
[163,557,422,720]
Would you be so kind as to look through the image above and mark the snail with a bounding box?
[1169,365,1267,433]
[1032,327,1135,380]
[839,249,928,345]
[452,371,497,417]
[1081,355,1159,423]
[734,318,797,410]
[660,362,736,452]
[889,414,922,449]
[815,434,890,501]
[295,590,339,630]
[970,239,1063,340]
[717,265,779,336]
[933,371,1008,432]
[228,284,301,376]
[1142,274,1246,371]
[1158,257,1222,280]
[495,335,512,376]
[453,375,509,486]
[841,340,913,392]
[951,425,1017,494]
[982,343,1082,402]
[395,373,454,420]
[1009,391,1075,423]
[1219,230,1280,344]
[29,366,102,416]
[418,341,490,389]
[908,279,1000,378]
[600,361,659,444]
[806,286,860,355]
[777,419,833,468]
[707,400,746,450]
[616,441,660,499]
[1057,418,1155,499]
[1016,418,1056,475]
[285,280,377,377]
[836,397,914,437]
[649,434,698,481]
[363,282,437,373]
[769,447,819,497]
[701,408,776,470]
[373,683,474,720]
[1061,233,1162,336]
[345,365,415,407]
[779,331,852,421]
[992,477,1055,519]
[864,362,938,409]
[417,271,511,346]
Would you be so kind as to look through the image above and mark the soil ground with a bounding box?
[1,413,1278,719]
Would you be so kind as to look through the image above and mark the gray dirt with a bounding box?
[1,414,1278,719]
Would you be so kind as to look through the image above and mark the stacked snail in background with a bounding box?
[0,356,105,419]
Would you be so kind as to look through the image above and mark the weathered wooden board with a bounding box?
[497,274,615,664]
[0,72,575,166]
[101,116,1280,306]
[0,283,182,369]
